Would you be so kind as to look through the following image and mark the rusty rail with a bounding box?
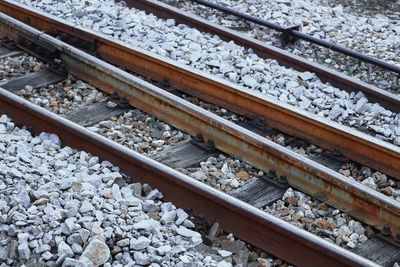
[0,90,379,267]
[0,10,399,242]
[120,0,400,112]
[0,0,399,180]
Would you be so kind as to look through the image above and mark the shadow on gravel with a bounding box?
[326,0,400,18]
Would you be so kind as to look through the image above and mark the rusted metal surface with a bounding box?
[1,0,399,180]
[120,0,400,112]
[0,12,399,240]
[0,88,379,267]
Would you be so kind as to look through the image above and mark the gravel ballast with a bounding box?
[89,110,191,156]
[0,55,42,83]
[162,0,400,67]
[0,15,395,262]
[0,114,284,266]
[0,114,203,266]
[179,154,259,193]
[161,0,400,92]
[9,50,398,203]
[181,94,400,201]
[18,76,106,115]
[16,0,400,146]
[0,52,388,255]
[180,154,371,250]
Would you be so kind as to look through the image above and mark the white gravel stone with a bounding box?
[175,208,189,225]
[266,187,369,248]
[134,252,151,265]
[80,239,110,266]
[160,210,177,224]
[177,226,201,239]
[133,219,161,234]
[361,177,377,190]
[17,243,30,260]
[58,241,74,258]
[71,243,83,254]
[130,236,151,250]
[156,245,172,256]
[218,249,233,257]
[0,124,7,134]
[0,115,243,266]
[79,200,94,213]
[42,251,53,261]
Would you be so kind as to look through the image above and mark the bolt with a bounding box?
[277,176,288,185]
[333,148,342,156]
[110,92,119,100]
[205,139,215,149]
[194,134,204,143]
[266,170,276,178]
[119,97,129,106]
[381,225,391,237]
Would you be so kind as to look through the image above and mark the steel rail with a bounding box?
[1,11,400,241]
[188,0,400,74]
[118,0,400,112]
[0,90,379,267]
[2,0,400,113]
[1,0,399,180]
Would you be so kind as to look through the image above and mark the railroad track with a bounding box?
[3,1,399,173]
[2,2,398,264]
[2,0,400,218]
[1,7,395,265]
[160,0,400,74]
[152,0,400,92]
[114,0,400,98]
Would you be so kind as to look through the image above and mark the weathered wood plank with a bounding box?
[0,45,9,55]
[0,68,66,92]
[0,50,23,60]
[150,141,219,169]
[63,100,130,127]
[0,42,23,58]
[230,178,286,208]
[308,152,347,171]
[352,236,400,267]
